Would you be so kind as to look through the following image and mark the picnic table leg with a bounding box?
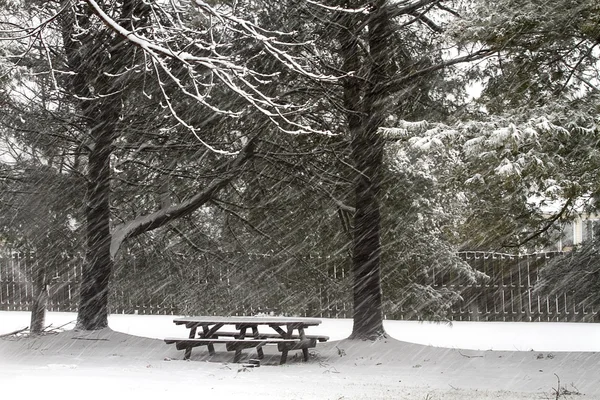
[234,326,248,363]
[184,326,198,360]
[279,349,288,364]
[202,325,216,356]
[251,326,265,359]
[278,324,295,365]
[269,324,293,365]
[298,327,309,361]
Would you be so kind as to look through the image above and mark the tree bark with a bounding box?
[344,1,392,340]
[76,116,116,330]
[349,128,385,340]
[30,255,48,334]
[60,0,138,330]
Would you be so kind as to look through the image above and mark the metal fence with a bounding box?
[0,249,598,321]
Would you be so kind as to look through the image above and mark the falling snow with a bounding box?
[2,0,600,399]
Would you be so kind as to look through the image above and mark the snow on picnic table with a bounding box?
[1,311,600,400]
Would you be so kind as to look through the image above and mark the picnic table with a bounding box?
[164,316,329,364]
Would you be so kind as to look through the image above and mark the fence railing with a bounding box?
[437,252,599,322]
[0,249,598,321]
[0,250,81,313]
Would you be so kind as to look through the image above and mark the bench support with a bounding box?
[252,326,265,359]
[184,326,197,360]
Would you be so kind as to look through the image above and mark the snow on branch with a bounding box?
[388,0,444,19]
[379,120,430,138]
[110,136,257,258]
[385,107,599,215]
[83,0,337,144]
[304,0,372,14]
[384,47,497,94]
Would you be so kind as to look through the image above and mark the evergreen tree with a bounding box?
[1,0,337,330]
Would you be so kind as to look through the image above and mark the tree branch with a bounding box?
[384,48,496,94]
[388,0,441,19]
[211,198,275,241]
[109,137,257,258]
[83,0,338,137]
[503,197,574,248]
[409,11,443,33]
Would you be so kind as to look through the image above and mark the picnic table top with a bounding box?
[173,316,322,327]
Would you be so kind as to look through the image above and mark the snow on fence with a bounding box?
[0,249,598,322]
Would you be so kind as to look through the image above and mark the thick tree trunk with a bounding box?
[349,134,385,339]
[60,1,129,331]
[75,120,115,330]
[346,1,391,340]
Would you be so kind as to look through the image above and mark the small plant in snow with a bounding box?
[550,374,583,399]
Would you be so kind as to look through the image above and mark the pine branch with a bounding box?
[384,48,497,94]
[503,197,574,248]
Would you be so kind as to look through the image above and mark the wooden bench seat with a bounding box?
[164,337,298,350]
[164,337,317,363]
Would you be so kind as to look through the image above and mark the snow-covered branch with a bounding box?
[385,102,599,218]
[384,47,497,94]
[110,136,257,258]
[82,0,337,143]
[304,0,372,14]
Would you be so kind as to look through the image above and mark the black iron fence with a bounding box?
[0,249,598,321]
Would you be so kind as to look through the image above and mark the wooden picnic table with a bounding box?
[164,316,328,364]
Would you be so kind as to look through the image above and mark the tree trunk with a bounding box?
[349,134,385,339]
[59,1,127,331]
[347,1,391,340]
[75,119,115,330]
[30,258,48,334]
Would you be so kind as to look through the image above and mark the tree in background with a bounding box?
[380,0,599,312]
[307,0,494,339]
[450,0,599,252]
[1,0,337,330]
[381,128,486,320]
[0,2,84,331]
[0,163,82,332]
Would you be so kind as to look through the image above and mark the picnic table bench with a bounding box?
[164,316,328,364]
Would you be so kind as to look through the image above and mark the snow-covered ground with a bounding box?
[2,311,598,352]
[1,311,599,400]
